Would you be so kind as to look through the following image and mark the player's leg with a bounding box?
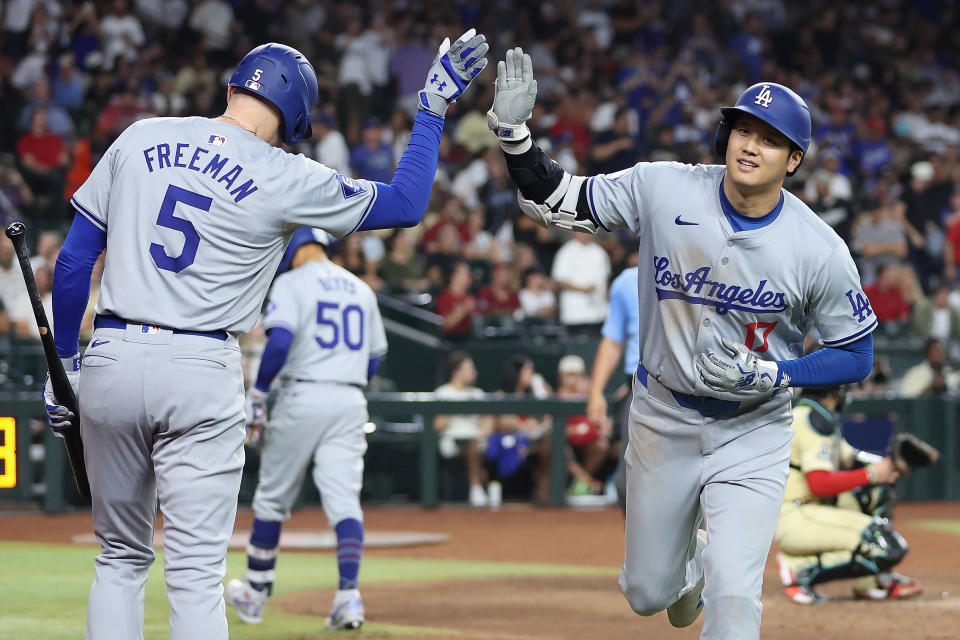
[619,389,705,618]
[80,335,156,640]
[698,422,792,640]
[228,386,326,622]
[311,386,368,630]
[149,338,246,640]
[776,502,916,601]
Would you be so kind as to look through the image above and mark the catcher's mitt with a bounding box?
[889,432,940,475]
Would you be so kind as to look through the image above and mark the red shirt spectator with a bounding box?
[435,261,477,338]
[476,262,520,318]
[423,196,471,252]
[16,109,66,171]
[863,264,910,323]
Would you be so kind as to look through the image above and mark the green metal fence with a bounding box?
[3,392,959,514]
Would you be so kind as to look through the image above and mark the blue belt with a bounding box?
[94,314,228,341]
[636,363,740,417]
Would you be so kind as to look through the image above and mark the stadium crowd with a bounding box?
[2,0,960,496]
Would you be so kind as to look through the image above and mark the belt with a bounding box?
[94,314,228,341]
[635,363,741,418]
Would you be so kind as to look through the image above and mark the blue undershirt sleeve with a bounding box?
[357,110,444,231]
[776,334,873,387]
[255,327,294,392]
[54,213,106,357]
[367,356,380,381]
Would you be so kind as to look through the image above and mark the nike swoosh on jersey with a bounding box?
[674,215,698,226]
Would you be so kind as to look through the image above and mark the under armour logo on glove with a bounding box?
[696,337,787,395]
[417,28,488,116]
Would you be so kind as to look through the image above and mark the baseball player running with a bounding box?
[775,385,920,603]
[42,35,486,640]
[487,49,876,639]
[225,228,386,629]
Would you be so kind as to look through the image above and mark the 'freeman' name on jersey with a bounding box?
[142,139,260,204]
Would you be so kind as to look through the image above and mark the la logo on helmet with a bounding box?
[754,85,773,108]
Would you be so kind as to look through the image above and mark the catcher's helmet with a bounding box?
[277,227,333,275]
[229,43,319,145]
[715,82,811,176]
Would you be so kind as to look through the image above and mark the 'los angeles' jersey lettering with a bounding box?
[653,256,787,314]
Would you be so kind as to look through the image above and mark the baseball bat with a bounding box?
[5,221,90,498]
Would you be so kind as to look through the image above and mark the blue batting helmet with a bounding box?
[229,43,319,146]
[715,82,812,176]
[277,227,333,275]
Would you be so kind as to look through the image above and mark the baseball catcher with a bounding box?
[774,385,938,602]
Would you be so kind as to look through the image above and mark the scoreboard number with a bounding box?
[0,417,16,488]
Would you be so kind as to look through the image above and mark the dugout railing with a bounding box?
[1,393,958,513]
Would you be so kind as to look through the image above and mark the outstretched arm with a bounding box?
[357,30,488,231]
[487,48,603,235]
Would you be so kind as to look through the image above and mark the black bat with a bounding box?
[5,221,90,498]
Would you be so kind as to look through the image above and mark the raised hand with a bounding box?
[487,47,538,144]
[418,29,489,117]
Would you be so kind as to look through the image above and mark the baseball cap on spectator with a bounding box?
[558,355,586,376]
[911,161,934,182]
[362,117,381,131]
[315,111,335,129]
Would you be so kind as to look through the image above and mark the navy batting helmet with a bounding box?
[277,227,333,275]
[715,82,812,176]
[229,43,319,146]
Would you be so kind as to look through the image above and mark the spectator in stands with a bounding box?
[864,264,911,333]
[433,352,495,508]
[350,118,393,183]
[0,159,35,221]
[313,112,350,174]
[8,261,52,340]
[99,0,146,70]
[900,338,960,397]
[852,196,908,284]
[0,238,23,311]
[187,0,234,61]
[51,52,86,111]
[462,206,502,263]
[911,282,960,340]
[804,149,854,243]
[16,108,68,216]
[518,265,557,321]
[435,261,477,341]
[389,20,433,117]
[476,262,521,322]
[20,79,75,137]
[492,355,553,504]
[30,230,62,271]
[551,233,610,333]
[555,355,610,497]
[590,108,637,175]
[378,228,428,295]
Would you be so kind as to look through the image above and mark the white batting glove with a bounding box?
[42,355,81,437]
[487,47,538,149]
[418,28,489,117]
[696,338,789,395]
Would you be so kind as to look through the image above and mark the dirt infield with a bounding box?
[2,502,959,639]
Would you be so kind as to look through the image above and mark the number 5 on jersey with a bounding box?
[316,301,364,350]
[150,184,213,273]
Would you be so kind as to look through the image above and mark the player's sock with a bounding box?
[246,518,281,594]
[335,518,364,590]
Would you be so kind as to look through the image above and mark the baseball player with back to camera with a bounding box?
[775,383,937,604]
[225,228,386,629]
[41,33,487,640]
[487,49,877,639]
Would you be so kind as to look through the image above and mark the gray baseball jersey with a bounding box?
[262,260,387,385]
[584,161,875,640]
[587,162,875,405]
[71,116,379,333]
[253,259,386,527]
[72,116,380,640]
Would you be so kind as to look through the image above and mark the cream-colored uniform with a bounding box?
[774,398,878,589]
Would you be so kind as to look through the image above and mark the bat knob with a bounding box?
[5,221,25,239]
